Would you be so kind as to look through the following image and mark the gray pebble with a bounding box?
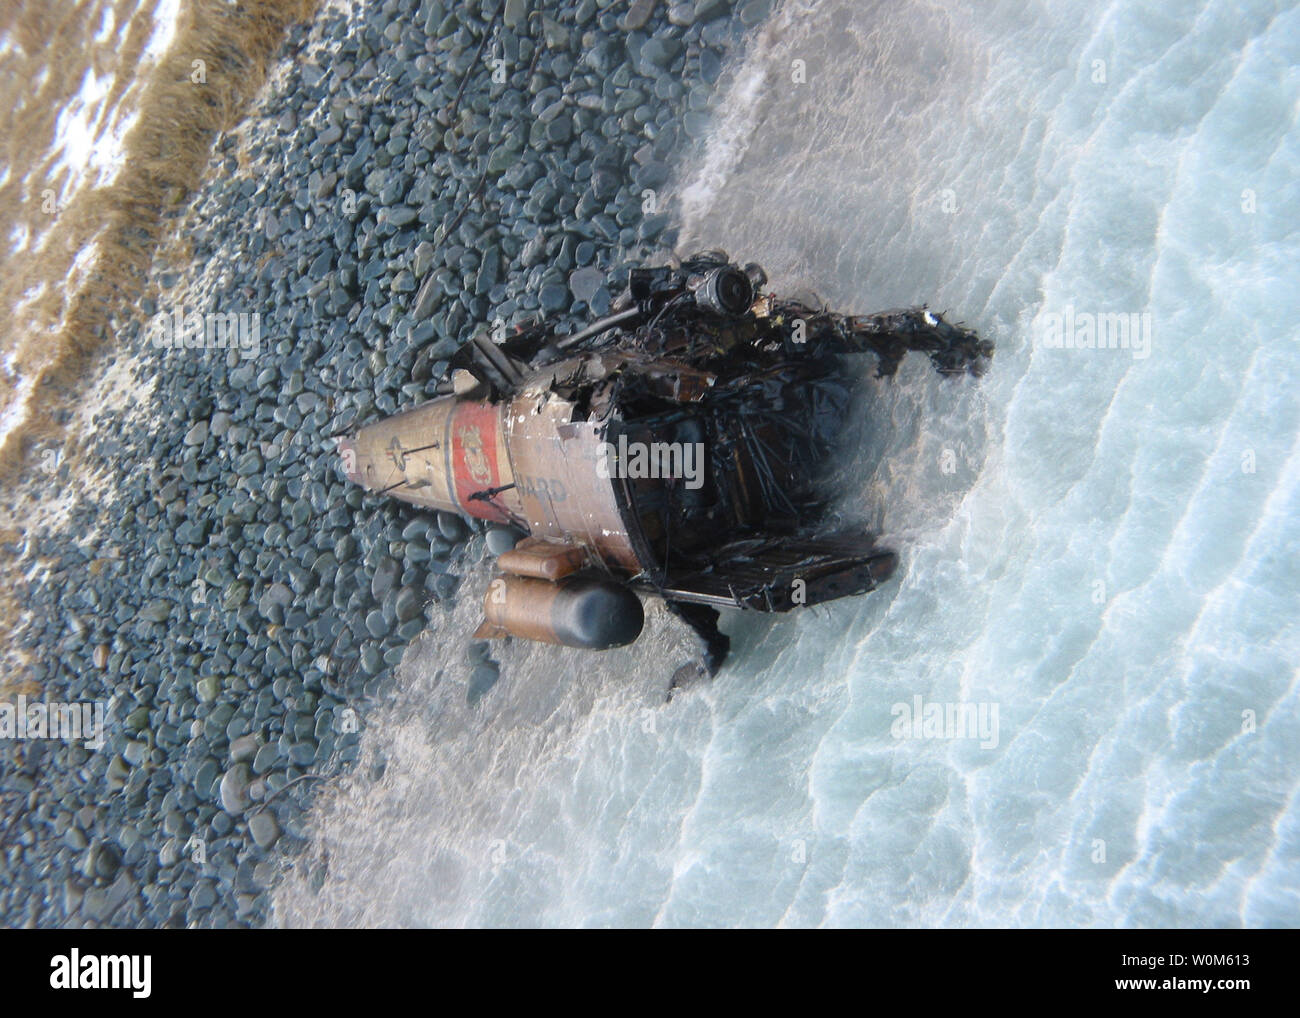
[219,764,252,814]
[249,811,281,850]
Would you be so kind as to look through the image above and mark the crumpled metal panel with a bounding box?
[503,388,640,573]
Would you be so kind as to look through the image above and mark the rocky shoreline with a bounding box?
[0,0,767,927]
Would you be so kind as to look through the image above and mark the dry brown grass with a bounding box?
[0,0,319,687]
[0,0,319,480]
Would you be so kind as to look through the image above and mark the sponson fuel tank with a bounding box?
[338,250,991,675]
[478,574,645,650]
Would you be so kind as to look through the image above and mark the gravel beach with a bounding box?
[0,0,764,928]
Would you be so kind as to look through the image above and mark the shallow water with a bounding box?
[274,0,1300,927]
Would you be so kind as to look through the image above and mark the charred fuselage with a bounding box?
[339,252,991,671]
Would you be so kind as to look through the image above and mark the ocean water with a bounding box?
[274,0,1300,927]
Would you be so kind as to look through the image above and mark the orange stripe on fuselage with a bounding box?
[449,401,508,522]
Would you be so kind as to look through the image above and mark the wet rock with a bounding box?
[485,527,521,556]
[467,662,501,706]
[219,764,252,814]
[230,734,258,764]
[394,586,422,623]
[81,872,136,923]
[540,283,570,313]
[740,0,773,26]
[623,0,657,31]
[568,267,605,305]
[436,512,468,542]
[504,0,527,29]
[249,811,281,850]
[365,609,390,639]
[190,879,218,910]
[122,741,148,767]
[210,410,232,437]
[668,1,696,26]
[139,600,171,623]
[252,742,282,775]
[387,206,418,228]
[371,556,401,600]
[541,15,570,49]
[639,37,682,72]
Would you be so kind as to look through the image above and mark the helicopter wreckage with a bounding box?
[339,251,991,680]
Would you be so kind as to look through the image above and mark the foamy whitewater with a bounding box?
[273,0,1300,927]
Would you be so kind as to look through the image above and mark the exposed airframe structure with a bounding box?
[340,251,992,677]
